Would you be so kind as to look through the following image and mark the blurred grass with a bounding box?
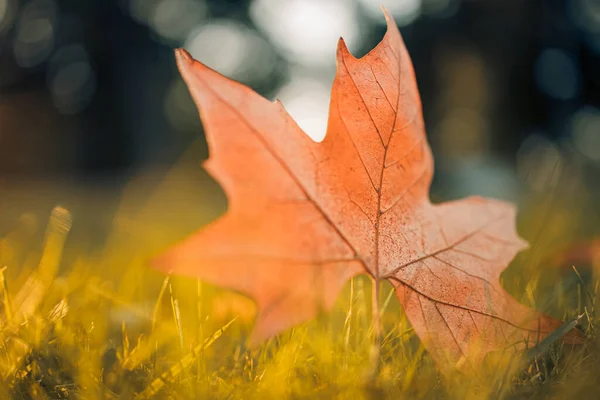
[0,150,599,399]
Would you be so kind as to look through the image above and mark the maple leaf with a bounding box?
[153,12,583,368]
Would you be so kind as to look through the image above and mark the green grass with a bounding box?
[0,204,597,399]
[0,155,598,399]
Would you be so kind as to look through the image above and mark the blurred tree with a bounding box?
[0,0,596,182]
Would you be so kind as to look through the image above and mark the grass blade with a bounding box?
[138,317,237,398]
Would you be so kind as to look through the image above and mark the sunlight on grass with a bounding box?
[0,165,597,398]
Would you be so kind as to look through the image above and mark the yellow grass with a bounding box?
[0,157,598,399]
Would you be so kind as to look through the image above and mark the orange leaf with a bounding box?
[153,12,583,369]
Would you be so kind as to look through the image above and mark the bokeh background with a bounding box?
[0,3,599,397]
[0,0,599,254]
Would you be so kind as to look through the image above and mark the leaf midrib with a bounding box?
[196,72,545,337]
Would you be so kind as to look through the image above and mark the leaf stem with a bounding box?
[367,275,382,381]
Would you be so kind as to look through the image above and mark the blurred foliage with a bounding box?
[0,0,598,180]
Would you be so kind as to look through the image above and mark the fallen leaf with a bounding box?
[153,11,583,368]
